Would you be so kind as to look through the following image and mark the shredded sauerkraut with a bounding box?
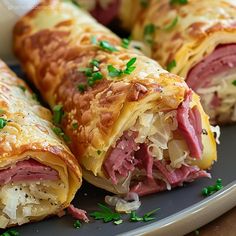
[0,181,64,227]
[131,110,191,168]
[197,72,236,123]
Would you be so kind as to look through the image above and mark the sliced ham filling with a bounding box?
[103,93,208,196]
[187,44,236,122]
[0,159,63,228]
[0,159,59,185]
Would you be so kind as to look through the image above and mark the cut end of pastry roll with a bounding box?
[82,89,216,196]
[0,60,82,228]
[13,0,217,197]
[0,157,74,228]
[186,44,236,124]
[128,0,236,124]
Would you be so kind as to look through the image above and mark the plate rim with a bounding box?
[118,181,236,236]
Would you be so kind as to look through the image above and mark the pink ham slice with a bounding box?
[0,159,59,185]
[177,90,203,159]
[91,0,120,25]
[131,145,209,196]
[154,160,210,186]
[187,44,236,90]
[104,131,139,184]
[67,204,89,222]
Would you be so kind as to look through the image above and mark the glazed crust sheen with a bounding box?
[123,0,236,77]
[13,0,216,183]
[0,60,82,220]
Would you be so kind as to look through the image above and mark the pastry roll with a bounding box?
[0,60,82,228]
[14,0,217,196]
[121,0,236,124]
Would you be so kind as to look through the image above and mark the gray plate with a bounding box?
[1,66,236,236]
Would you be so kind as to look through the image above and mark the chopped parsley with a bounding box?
[108,57,137,78]
[77,83,86,93]
[32,93,38,101]
[52,127,70,143]
[17,85,26,92]
[72,122,79,129]
[130,208,160,222]
[0,118,8,130]
[139,0,149,8]
[143,23,156,44]
[121,38,130,49]
[124,57,137,74]
[163,17,178,31]
[73,220,81,229]
[91,36,97,45]
[0,229,19,236]
[170,0,188,5]
[79,68,93,77]
[90,59,100,68]
[166,60,177,72]
[78,59,103,91]
[90,203,121,223]
[202,178,223,197]
[97,150,102,155]
[99,41,118,52]
[232,80,236,86]
[114,219,123,225]
[53,105,64,125]
[108,65,123,77]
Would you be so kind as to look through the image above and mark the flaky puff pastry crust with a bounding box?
[13,0,216,190]
[121,0,236,77]
[0,59,82,222]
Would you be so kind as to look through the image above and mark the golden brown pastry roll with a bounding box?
[120,0,236,124]
[14,0,217,196]
[0,60,82,228]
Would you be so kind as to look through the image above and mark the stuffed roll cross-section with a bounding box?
[0,60,82,228]
[14,0,217,196]
[121,0,236,124]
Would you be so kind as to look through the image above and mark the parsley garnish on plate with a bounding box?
[170,0,188,5]
[130,208,160,222]
[0,229,19,236]
[166,60,177,72]
[53,104,64,125]
[0,117,8,130]
[90,203,121,223]
[113,219,123,225]
[73,220,82,229]
[232,80,236,86]
[108,57,137,78]
[202,178,223,197]
[163,17,178,31]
